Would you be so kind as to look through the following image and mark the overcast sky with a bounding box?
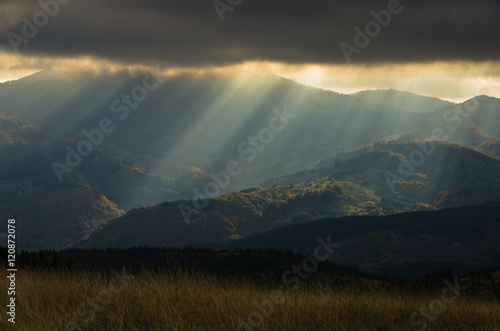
[1,0,499,100]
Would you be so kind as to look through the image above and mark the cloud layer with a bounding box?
[1,0,499,67]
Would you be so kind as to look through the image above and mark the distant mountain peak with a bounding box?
[352,89,453,113]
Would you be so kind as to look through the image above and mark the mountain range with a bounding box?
[0,70,499,272]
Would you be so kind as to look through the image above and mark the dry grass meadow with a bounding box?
[1,268,499,331]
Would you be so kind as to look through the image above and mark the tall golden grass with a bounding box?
[1,268,499,331]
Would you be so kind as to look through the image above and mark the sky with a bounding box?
[1,0,499,101]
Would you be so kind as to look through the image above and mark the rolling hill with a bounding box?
[380,96,500,158]
[74,141,500,251]
[0,114,186,250]
[352,89,453,113]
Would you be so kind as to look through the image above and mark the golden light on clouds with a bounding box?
[1,50,499,102]
[266,61,500,102]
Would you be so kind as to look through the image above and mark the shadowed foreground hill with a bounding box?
[74,198,500,279]
[227,201,500,278]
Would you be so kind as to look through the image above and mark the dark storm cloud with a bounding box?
[1,0,499,66]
